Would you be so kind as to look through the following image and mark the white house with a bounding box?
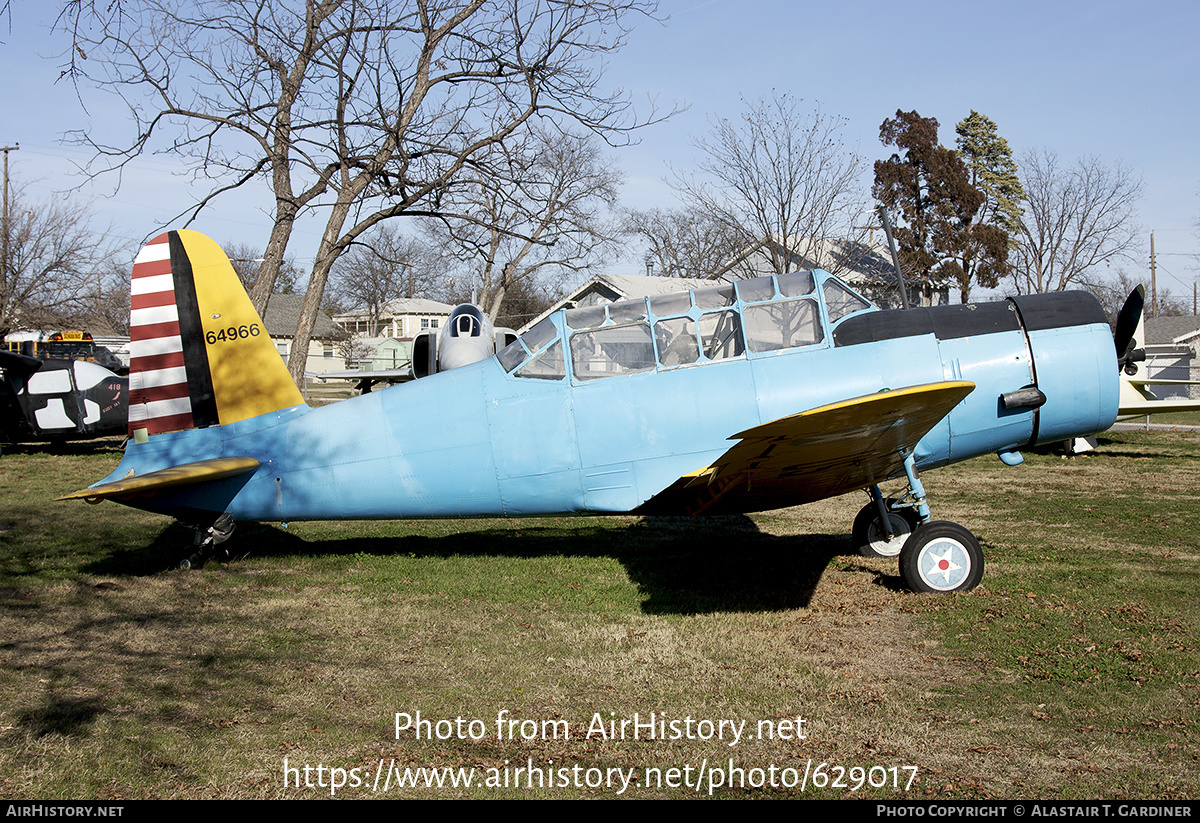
[523,273,720,331]
[332,298,454,340]
[523,236,948,333]
[1144,316,1200,400]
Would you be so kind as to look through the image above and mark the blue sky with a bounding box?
[3,0,1198,300]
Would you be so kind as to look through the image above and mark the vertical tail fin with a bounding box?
[128,230,304,440]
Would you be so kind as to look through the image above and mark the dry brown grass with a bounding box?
[2,432,1198,798]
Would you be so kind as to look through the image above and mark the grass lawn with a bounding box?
[1,430,1198,799]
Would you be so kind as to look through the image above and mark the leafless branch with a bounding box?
[424,125,623,322]
[673,94,870,278]
[0,179,128,336]
[1011,149,1144,294]
[66,0,667,381]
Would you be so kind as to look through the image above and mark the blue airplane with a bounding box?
[61,230,1120,593]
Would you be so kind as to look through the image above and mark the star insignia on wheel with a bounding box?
[926,547,962,584]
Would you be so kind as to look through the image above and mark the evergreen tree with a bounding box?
[955,111,1025,240]
[940,110,1024,301]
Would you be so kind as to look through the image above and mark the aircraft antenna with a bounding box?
[876,205,909,310]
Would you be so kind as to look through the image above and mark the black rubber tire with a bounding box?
[852,499,917,558]
[179,553,205,571]
[899,521,984,593]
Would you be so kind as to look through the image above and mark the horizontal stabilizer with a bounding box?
[1125,377,1200,387]
[58,456,260,502]
[313,368,414,383]
[1118,400,1200,415]
[638,381,975,516]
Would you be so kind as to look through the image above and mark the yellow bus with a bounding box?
[4,330,98,361]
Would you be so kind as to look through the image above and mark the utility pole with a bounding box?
[1149,231,1157,319]
[1,144,18,298]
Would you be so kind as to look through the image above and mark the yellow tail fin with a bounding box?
[128,230,303,439]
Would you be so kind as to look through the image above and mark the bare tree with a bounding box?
[89,257,134,336]
[1081,269,1189,326]
[223,242,304,294]
[426,126,622,322]
[622,206,748,278]
[0,181,122,336]
[336,334,375,367]
[328,224,442,335]
[1010,149,1144,294]
[673,94,870,277]
[66,0,665,383]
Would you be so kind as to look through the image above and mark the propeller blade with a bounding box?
[1113,285,1145,363]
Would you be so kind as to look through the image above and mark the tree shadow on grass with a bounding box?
[83,515,861,614]
[19,696,106,738]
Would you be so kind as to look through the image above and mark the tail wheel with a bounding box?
[852,499,918,558]
[179,553,204,571]
[899,521,984,593]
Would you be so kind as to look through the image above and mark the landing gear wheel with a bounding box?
[176,514,234,570]
[178,553,204,571]
[852,499,919,558]
[899,521,984,593]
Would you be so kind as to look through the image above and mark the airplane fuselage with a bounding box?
[1,353,128,443]
[99,271,1117,523]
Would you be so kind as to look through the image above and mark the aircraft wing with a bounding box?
[637,381,975,516]
[313,368,414,383]
[1118,399,1200,415]
[1118,375,1200,417]
[57,456,260,502]
[1126,377,1200,386]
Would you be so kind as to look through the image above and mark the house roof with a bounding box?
[717,235,951,289]
[579,273,720,299]
[334,297,455,320]
[1145,316,1200,346]
[262,293,347,340]
[521,273,720,331]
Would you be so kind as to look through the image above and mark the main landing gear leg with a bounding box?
[852,485,918,559]
[178,513,236,570]
[854,451,984,593]
[896,451,983,593]
[852,450,931,559]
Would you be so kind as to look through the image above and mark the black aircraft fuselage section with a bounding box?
[0,352,128,443]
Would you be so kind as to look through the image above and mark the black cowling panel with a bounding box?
[833,300,1021,347]
[1008,291,1108,332]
